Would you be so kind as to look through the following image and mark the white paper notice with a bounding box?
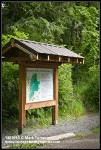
[26,68,53,103]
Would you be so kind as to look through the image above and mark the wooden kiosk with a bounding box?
[2,38,84,134]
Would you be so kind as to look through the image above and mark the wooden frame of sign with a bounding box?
[18,61,59,134]
[2,38,84,135]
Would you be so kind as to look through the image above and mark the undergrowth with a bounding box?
[9,143,44,149]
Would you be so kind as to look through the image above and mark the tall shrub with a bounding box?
[58,64,73,114]
[2,62,19,121]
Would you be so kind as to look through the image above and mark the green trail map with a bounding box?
[29,73,40,100]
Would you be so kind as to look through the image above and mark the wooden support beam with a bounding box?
[78,58,84,64]
[47,55,50,60]
[25,100,56,110]
[2,57,30,62]
[2,55,83,65]
[11,38,15,47]
[29,54,33,60]
[20,61,61,68]
[18,64,26,134]
[59,56,61,61]
[52,67,58,125]
[15,43,37,60]
[83,59,84,64]
[2,45,11,55]
[76,58,78,63]
[68,57,70,62]
[37,53,39,60]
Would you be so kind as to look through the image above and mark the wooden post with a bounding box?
[52,67,58,125]
[18,64,26,134]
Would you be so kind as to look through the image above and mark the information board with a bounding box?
[26,68,53,103]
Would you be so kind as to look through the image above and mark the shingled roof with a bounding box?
[2,38,84,64]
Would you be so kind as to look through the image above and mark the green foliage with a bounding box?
[2,30,28,47]
[9,143,43,149]
[58,64,73,114]
[91,126,99,133]
[58,63,86,117]
[27,108,45,119]
[73,65,99,113]
[70,99,85,117]
[2,2,99,123]
[82,65,99,112]
[2,35,13,46]
[26,107,52,129]
[75,133,88,138]
[2,62,19,121]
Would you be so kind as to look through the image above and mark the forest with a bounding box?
[2,2,99,124]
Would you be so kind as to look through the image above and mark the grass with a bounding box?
[75,126,100,139]
[90,126,100,134]
[8,143,44,149]
[75,133,89,138]
[26,116,52,129]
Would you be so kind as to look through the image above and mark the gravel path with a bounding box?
[2,113,99,147]
[23,113,99,137]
